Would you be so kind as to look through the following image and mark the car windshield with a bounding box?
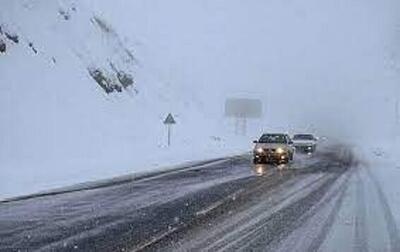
[293,134,314,141]
[259,134,287,144]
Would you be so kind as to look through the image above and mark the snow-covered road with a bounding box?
[1,144,398,252]
[320,161,400,252]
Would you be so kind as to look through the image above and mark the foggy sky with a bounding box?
[87,0,400,142]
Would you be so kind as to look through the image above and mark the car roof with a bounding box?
[261,133,287,137]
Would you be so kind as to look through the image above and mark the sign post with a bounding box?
[163,113,176,146]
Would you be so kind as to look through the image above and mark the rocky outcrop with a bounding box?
[5,32,18,43]
[0,39,6,53]
[88,68,122,94]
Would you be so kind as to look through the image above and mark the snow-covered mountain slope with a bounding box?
[0,0,253,199]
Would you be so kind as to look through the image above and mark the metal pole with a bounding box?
[167,125,171,146]
[234,116,239,135]
[395,75,400,139]
[396,99,400,138]
[242,117,247,136]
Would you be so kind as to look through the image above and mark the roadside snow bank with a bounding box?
[0,132,251,200]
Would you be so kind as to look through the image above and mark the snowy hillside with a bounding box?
[0,0,253,199]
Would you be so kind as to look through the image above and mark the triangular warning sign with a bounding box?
[163,113,176,124]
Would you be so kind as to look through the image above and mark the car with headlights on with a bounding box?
[253,133,295,164]
[292,134,318,154]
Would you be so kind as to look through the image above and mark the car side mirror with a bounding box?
[253,140,258,144]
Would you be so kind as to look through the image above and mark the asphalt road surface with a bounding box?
[1,144,397,252]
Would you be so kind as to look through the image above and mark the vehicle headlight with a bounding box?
[256,147,264,153]
[276,148,285,154]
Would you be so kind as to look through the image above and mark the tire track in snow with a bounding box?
[223,172,346,251]
[140,145,356,252]
[304,169,353,252]
[208,174,330,252]
[365,166,400,252]
[271,166,352,252]
[354,168,368,252]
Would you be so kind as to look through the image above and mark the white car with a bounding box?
[292,134,318,154]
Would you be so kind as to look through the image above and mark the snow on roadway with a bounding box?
[0,159,251,221]
[273,169,351,252]
[190,173,329,252]
[354,141,400,250]
[4,143,400,251]
[282,141,400,252]
[318,165,398,252]
[0,147,349,251]
[0,157,255,251]
[150,143,400,252]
